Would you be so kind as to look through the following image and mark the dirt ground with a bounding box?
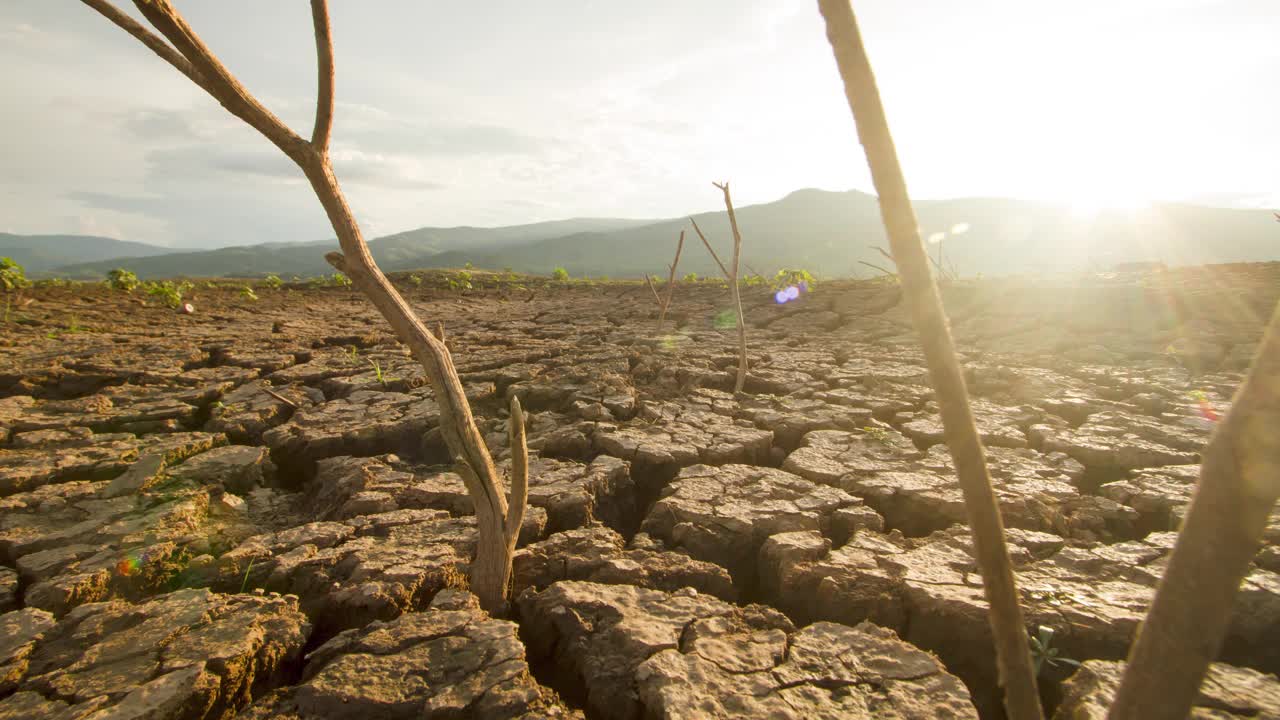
[1,264,1279,719]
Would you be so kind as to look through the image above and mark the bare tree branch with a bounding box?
[261,386,298,409]
[1109,303,1280,718]
[129,0,308,158]
[503,396,528,548]
[870,244,896,266]
[857,260,896,277]
[309,0,335,153]
[657,231,684,331]
[86,0,525,613]
[689,218,732,280]
[816,1,1043,717]
[643,273,662,305]
[78,0,212,94]
[713,181,748,393]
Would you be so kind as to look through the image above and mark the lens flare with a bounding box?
[774,284,810,304]
[1190,390,1219,422]
[116,553,143,576]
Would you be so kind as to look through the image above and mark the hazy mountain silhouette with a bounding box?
[48,217,651,279]
[38,190,1280,279]
[0,233,176,273]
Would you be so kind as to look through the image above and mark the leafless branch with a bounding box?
[870,244,896,266]
[1109,304,1280,718]
[657,231,684,331]
[689,218,732,280]
[817,1,1043,717]
[129,0,309,158]
[857,260,896,277]
[79,0,212,94]
[643,273,662,304]
[503,395,528,548]
[309,0,335,153]
[88,0,526,614]
[261,386,298,409]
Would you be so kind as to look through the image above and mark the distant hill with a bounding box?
[415,190,1280,278]
[37,191,1280,280]
[0,233,174,273]
[50,217,652,279]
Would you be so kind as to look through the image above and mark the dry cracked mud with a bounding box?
[1,264,1278,719]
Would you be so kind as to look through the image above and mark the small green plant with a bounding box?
[44,315,84,339]
[552,267,570,282]
[240,286,259,302]
[448,269,473,291]
[1028,625,1081,676]
[370,357,389,385]
[858,426,894,446]
[106,268,140,292]
[743,273,766,287]
[0,258,29,295]
[307,276,325,288]
[346,345,359,362]
[408,273,423,287]
[329,272,352,288]
[0,258,28,324]
[263,274,283,290]
[239,558,256,593]
[464,261,474,270]
[144,280,193,309]
[771,268,816,292]
[682,272,698,283]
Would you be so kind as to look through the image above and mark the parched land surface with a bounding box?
[2,264,1279,719]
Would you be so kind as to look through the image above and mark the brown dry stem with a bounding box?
[816,1,1043,718]
[84,0,527,614]
[657,231,685,331]
[690,187,748,393]
[1109,303,1280,719]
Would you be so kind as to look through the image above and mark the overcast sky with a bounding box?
[2,1,1276,248]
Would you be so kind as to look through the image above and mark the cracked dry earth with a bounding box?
[2,264,1279,719]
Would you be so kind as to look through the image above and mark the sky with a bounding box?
[2,0,1276,248]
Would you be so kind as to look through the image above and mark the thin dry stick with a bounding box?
[870,244,895,265]
[690,199,748,393]
[815,2,1043,718]
[857,260,896,277]
[84,0,527,614]
[714,182,748,393]
[657,231,685,331]
[1109,303,1280,719]
[262,386,298,410]
[643,273,662,305]
[689,218,732,279]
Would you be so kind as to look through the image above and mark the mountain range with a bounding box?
[11,190,1278,280]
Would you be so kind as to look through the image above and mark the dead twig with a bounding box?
[83,0,527,614]
[690,185,749,393]
[816,2,1043,717]
[657,231,685,331]
[857,260,897,277]
[1109,304,1280,718]
[261,386,298,409]
[644,273,662,305]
